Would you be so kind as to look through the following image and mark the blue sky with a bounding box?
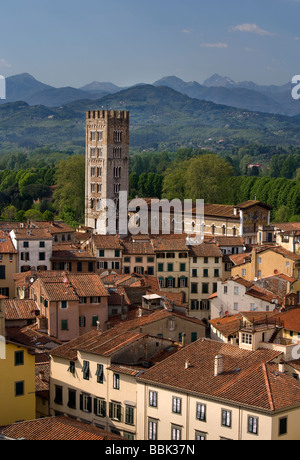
[0,0,299,87]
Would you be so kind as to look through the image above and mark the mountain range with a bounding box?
[0,72,297,117]
[0,83,299,154]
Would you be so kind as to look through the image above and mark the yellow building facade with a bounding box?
[0,341,36,426]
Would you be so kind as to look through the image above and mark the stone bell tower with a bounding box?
[85,110,129,234]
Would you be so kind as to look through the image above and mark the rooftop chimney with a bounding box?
[214,354,223,376]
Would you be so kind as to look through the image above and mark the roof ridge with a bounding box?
[262,362,275,411]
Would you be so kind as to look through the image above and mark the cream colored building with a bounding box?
[49,327,176,439]
[136,338,300,440]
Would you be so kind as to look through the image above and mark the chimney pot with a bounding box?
[214,354,223,376]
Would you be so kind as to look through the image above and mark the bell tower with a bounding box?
[85,110,129,234]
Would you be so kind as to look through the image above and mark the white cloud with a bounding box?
[0,59,11,68]
[182,29,193,34]
[229,23,275,36]
[200,42,229,48]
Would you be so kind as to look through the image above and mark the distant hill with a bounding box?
[80,81,125,94]
[0,84,299,154]
[1,72,297,116]
[154,75,297,116]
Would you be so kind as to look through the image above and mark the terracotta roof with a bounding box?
[29,220,75,234]
[273,222,300,232]
[152,235,189,252]
[278,307,300,333]
[93,235,122,250]
[210,236,245,247]
[189,241,223,258]
[0,231,17,253]
[210,314,242,337]
[236,200,272,210]
[5,325,62,353]
[122,240,155,255]
[136,339,298,412]
[51,329,147,359]
[4,299,39,321]
[35,361,50,393]
[51,244,94,260]
[10,228,53,240]
[0,416,123,440]
[204,204,239,219]
[38,273,109,301]
[229,252,252,266]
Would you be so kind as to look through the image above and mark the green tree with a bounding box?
[53,155,85,221]
[1,205,17,221]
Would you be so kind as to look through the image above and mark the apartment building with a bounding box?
[0,230,18,298]
[210,276,282,319]
[188,241,223,323]
[51,243,96,273]
[122,238,156,276]
[30,272,109,341]
[92,235,123,273]
[49,328,176,439]
[0,338,36,426]
[152,235,190,303]
[231,246,300,293]
[10,228,53,273]
[136,338,300,440]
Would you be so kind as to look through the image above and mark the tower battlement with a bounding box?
[86,110,130,121]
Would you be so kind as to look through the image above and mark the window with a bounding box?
[54,385,63,405]
[38,252,46,261]
[234,303,238,311]
[171,426,182,440]
[158,263,164,272]
[242,269,247,277]
[68,361,75,375]
[196,403,206,422]
[250,303,255,311]
[23,241,29,248]
[109,402,122,421]
[172,397,182,414]
[79,316,86,328]
[97,130,103,141]
[82,361,90,380]
[234,286,239,295]
[167,277,174,288]
[149,391,158,408]
[224,286,228,294]
[221,409,231,427]
[203,269,208,278]
[67,389,76,409]
[0,266,5,280]
[148,420,158,440]
[167,263,173,272]
[77,262,82,272]
[92,316,99,327]
[204,257,208,264]
[248,416,258,435]
[39,241,45,248]
[279,417,287,436]
[15,381,24,397]
[191,283,198,294]
[125,405,134,425]
[94,398,106,417]
[14,350,24,366]
[96,364,104,384]
[202,283,209,294]
[241,333,252,345]
[61,320,68,331]
[115,249,120,257]
[191,332,197,343]
[80,393,92,413]
[61,300,67,309]
[192,269,197,277]
[180,263,186,272]
[195,431,206,440]
[214,269,219,278]
[113,373,120,390]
